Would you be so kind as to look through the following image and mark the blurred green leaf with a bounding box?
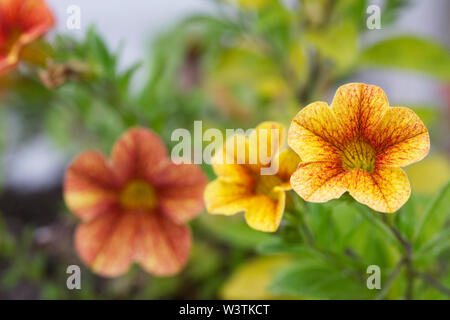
[381,0,410,25]
[394,195,419,241]
[270,260,373,299]
[414,181,450,246]
[257,237,319,259]
[306,21,358,73]
[334,0,367,30]
[0,212,15,256]
[359,36,450,80]
[307,202,336,248]
[198,215,272,249]
[415,229,450,267]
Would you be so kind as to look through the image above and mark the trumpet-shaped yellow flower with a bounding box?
[288,83,430,213]
[204,122,300,232]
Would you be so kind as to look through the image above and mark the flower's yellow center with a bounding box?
[120,180,157,210]
[341,140,376,172]
[255,175,283,200]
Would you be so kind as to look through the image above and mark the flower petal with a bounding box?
[288,101,343,162]
[64,151,119,221]
[290,161,347,202]
[16,0,55,38]
[330,83,389,143]
[244,192,285,232]
[347,166,410,213]
[272,148,301,183]
[0,0,54,74]
[211,134,254,185]
[372,107,430,167]
[154,161,207,224]
[135,211,191,276]
[204,179,253,216]
[75,211,136,277]
[111,127,168,184]
[248,121,285,172]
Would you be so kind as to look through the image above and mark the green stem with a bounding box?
[291,194,315,245]
[415,272,450,297]
[380,215,415,299]
[375,257,406,300]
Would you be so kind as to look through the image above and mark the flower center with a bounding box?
[341,140,376,172]
[254,175,283,200]
[120,180,157,210]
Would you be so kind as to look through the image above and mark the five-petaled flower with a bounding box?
[64,127,207,277]
[0,0,54,75]
[288,83,430,213]
[204,122,300,232]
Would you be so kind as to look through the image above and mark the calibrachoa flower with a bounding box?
[64,127,207,277]
[0,0,54,75]
[288,83,430,213]
[204,122,300,232]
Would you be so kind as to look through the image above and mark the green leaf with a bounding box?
[414,229,450,266]
[270,260,373,299]
[306,21,358,74]
[257,237,321,260]
[381,0,410,25]
[395,196,417,241]
[414,181,450,246]
[359,36,450,80]
[354,203,397,245]
[197,215,272,249]
[307,202,337,249]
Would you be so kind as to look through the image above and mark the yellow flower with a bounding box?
[288,83,430,213]
[204,122,301,232]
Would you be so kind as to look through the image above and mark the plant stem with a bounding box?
[380,215,415,299]
[415,272,450,297]
[291,195,315,245]
[375,257,406,300]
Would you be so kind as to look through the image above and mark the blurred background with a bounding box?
[0,0,449,299]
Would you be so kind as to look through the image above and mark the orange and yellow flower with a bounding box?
[204,122,300,232]
[64,127,207,277]
[288,83,430,213]
[0,0,54,75]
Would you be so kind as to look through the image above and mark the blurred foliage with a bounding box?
[0,0,449,300]
[406,154,450,195]
[360,36,450,80]
[220,255,294,299]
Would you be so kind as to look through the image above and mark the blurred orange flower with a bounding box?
[288,83,430,213]
[204,122,300,232]
[0,0,54,75]
[64,127,207,277]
